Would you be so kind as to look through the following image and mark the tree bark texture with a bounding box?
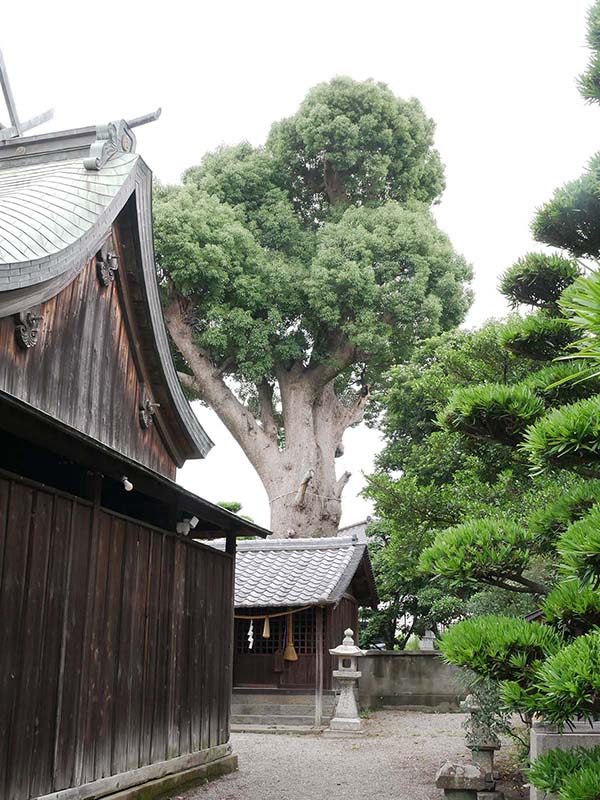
[165,295,368,538]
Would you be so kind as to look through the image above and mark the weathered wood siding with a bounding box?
[0,470,233,800]
[325,595,359,689]
[0,239,176,479]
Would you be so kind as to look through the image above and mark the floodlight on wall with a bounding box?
[121,476,133,492]
[176,517,199,536]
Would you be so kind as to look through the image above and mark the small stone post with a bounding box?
[327,628,364,735]
[419,630,436,651]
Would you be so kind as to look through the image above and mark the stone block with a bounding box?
[471,748,494,776]
[436,761,490,792]
[477,793,504,799]
[443,791,477,799]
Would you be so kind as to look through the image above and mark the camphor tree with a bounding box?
[154,77,472,537]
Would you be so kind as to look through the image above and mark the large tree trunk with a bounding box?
[165,295,366,539]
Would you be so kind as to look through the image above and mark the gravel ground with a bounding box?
[173,710,497,800]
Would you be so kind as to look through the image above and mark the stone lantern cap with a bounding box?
[329,629,365,657]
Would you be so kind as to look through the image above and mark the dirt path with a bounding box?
[175,711,482,800]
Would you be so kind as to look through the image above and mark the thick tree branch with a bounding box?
[305,331,357,388]
[336,385,371,438]
[165,294,276,471]
[294,469,315,508]
[257,380,279,441]
[335,470,352,498]
[483,575,550,596]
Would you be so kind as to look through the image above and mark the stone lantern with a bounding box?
[327,628,365,734]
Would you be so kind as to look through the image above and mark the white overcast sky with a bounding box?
[4,1,598,528]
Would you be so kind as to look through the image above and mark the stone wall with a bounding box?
[358,650,465,711]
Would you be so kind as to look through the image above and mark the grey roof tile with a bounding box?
[227,534,370,607]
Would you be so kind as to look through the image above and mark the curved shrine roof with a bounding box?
[0,121,213,461]
[0,153,138,276]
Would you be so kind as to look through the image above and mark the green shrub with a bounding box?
[440,615,561,686]
[499,313,578,360]
[528,745,600,795]
[560,761,600,800]
[533,631,600,723]
[532,154,600,258]
[420,518,539,590]
[542,578,600,635]
[499,253,581,310]
[528,480,600,549]
[523,362,600,407]
[441,383,545,445]
[558,507,600,585]
[522,396,600,474]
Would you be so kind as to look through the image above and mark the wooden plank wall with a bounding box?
[0,472,233,800]
[325,596,359,689]
[0,256,176,479]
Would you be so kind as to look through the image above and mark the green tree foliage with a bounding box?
[436,8,600,791]
[532,155,600,258]
[419,518,549,595]
[363,322,563,648]
[522,396,600,476]
[558,507,600,585]
[500,253,581,310]
[154,77,472,537]
[579,0,600,103]
[528,480,600,549]
[499,313,577,360]
[542,578,600,637]
[441,383,545,445]
[266,77,445,222]
[439,615,561,688]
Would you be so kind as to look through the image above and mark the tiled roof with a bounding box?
[216,525,378,608]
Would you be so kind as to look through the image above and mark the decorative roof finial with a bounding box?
[0,49,54,141]
[83,108,162,171]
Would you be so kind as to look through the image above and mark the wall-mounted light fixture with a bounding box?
[121,476,133,492]
[176,516,199,536]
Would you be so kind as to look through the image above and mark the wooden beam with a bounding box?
[315,606,324,729]
[225,534,237,557]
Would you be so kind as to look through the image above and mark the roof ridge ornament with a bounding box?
[84,109,161,171]
[0,49,54,141]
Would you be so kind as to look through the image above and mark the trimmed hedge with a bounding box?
[532,154,600,258]
[558,506,600,585]
[499,252,581,310]
[522,396,600,474]
[440,615,562,685]
[419,517,537,589]
[534,631,600,723]
[528,480,600,549]
[499,313,578,360]
[542,578,600,635]
[441,383,545,445]
[522,362,600,407]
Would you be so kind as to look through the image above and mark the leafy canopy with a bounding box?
[154,77,472,392]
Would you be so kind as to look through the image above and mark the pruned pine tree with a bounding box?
[154,77,472,537]
[429,6,600,794]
